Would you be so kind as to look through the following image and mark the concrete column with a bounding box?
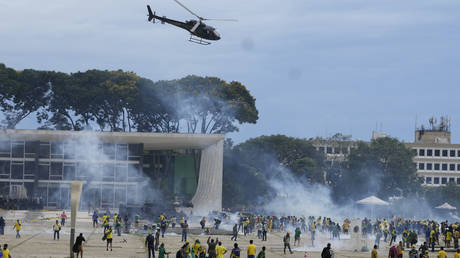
[191,139,223,214]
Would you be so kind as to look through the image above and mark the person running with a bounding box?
[105,226,113,251]
[2,244,10,258]
[371,245,378,258]
[75,233,85,258]
[283,232,293,254]
[247,240,256,258]
[61,211,67,226]
[230,243,240,258]
[13,220,21,238]
[216,242,227,258]
[231,224,238,241]
[321,243,332,258]
[158,243,170,258]
[53,220,61,240]
[145,232,155,258]
[256,246,265,258]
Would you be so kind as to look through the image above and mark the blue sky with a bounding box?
[1,0,460,143]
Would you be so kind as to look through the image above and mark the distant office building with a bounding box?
[0,129,224,212]
[407,117,460,186]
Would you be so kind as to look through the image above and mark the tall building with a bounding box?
[0,129,224,212]
[407,119,460,186]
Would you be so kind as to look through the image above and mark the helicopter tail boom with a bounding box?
[147,5,155,22]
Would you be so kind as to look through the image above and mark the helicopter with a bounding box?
[146,0,237,45]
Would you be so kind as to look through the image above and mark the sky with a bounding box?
[1,0,460,143]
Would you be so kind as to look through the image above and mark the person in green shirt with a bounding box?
[256,246,265,258]
[158,243,170,258]
[294,227,301,246]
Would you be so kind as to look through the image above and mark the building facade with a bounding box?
[0,129,224,212]
[408,129,460,186]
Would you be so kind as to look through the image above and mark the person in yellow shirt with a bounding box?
[455,249,460,258]
[446,231,453,248]
[13,220,21,238]
[371,244,378,258]
[53,220,62,240]
[105,225,113,251]
[192,239,201,258]
[438,247,447,258]
[2,244,10,258]
[216,241,227,258]
[247,240,256,258]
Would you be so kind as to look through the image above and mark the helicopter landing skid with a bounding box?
[189,35,211,45]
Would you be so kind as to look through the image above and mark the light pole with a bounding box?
[70,181,84,258]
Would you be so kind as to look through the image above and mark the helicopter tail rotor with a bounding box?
[147,5,155,22]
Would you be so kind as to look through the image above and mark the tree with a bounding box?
[331,137,421,202]
[0,64,52,128]
[150,75,259,134]
[222,135,325,208]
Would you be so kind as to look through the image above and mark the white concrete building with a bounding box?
[0,129,224,212]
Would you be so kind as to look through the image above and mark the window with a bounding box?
[434,177,440,184]
[450,150,456,157]
[326,147,332,154]
[63,165,75,180]
[434,163,440,170]
[39,144,50,159]
[116,144,128,161]
[458,164,460,171]
[449,178,455,183]
[442,177,447,184]
[442,150,448,157]
[63,143,75,160]
[442,164,448,171]
[50,162,63,176]
[115,165,128,181]
[418,163,425,170]
[457,178,460,185]
[450,164,456,171]
[103,143,115,159]
[38,164,49,180]
[12,142,24,158]
[458,150,460,157]
[427,163,433,170]
[25,141,37,154]
[426,177,432,184]
[11,163,23,179]
[419,149,425,156]
[435,150,440,157]
[103,164,115,181]
[24,162,35,175]
[427,149,433,156]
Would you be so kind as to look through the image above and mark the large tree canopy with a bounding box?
[223,135,325,208]
[329,137,422,202]
[0,64,258,134]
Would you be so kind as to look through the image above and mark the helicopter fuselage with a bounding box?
[152,14,220,41]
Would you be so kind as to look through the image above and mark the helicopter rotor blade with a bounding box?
[173,0,203,20]
[202,18,238,22]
